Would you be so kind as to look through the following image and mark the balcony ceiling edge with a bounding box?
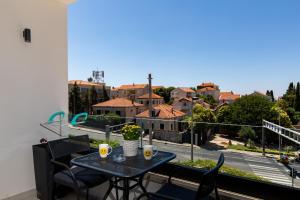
[55,0,76,5]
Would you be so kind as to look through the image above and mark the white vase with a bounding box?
[123,140,139,157]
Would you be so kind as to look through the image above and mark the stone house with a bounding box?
[92,98,144,119]
[136,104,186,143]
[170,87,196,100]
[136,93,164,107]
[196,82,220,101]
[219,91,240,104]
[110,84,161,100]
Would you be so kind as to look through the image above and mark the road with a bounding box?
[58,126,300,187]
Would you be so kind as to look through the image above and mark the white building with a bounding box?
[0,0,74,198]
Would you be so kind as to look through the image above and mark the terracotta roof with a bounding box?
[68,80,104,87]
[179,87,195,93]
[137,93,163,99]
[198,82,218,88]
[93,98,143,108]
[136,104,185,119]
[219,92,240,101]
[118,84,148,90]
[197,87,217,92]
[178,97,192,102]
[114,84,162,90]
[111,88,119,91]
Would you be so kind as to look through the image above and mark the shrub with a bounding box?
[239,127,255,146]
[177,159,267,182]
[89,138,120,148]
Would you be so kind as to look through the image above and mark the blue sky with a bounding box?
[68,0,300,97]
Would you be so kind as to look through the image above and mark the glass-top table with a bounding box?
[71,146,176,200]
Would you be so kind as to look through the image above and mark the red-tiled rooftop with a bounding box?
[136,104,185,119]
[137,93,163,99]
[68,80,104,87]
[115,84,162,90]
[198,82,219,88]
[178,87,195,93]
[197,87,217,92]
[178,97,192,102]
[219,92,240,101]
[93,98,143,107]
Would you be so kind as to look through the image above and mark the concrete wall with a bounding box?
[0,0,69,198]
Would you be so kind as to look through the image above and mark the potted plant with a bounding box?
[121,124,141,157]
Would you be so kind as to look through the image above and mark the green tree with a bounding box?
[228,94,274,126]
[216,105,231,123]
[266,90,275,102]
[285,107,300,125]
[287,82,295,95]
[275,99,289,111]
[202,95,217,106]
[270,105,293,128]
[283,82,296,108]
[82,92,90,113]
[154,87,175,104]
[103,85,110,101]
[69,82,82,115]
[90,86,98,105]
[87,77,93,82]
[190,104,216,144]
[238,127,256,147]
[295,82,300,111]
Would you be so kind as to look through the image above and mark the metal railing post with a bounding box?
[191,122,194,161]
[59,114,62,137]
[262,126,265,156]
[105,125,110,141]
[292,168,294,187]
[279,135,282,152]
[140,131,144,148]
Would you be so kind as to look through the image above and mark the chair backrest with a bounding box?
[48,135,90,160]
[195,153,224,199]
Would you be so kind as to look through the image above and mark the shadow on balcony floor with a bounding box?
[4,173,249,200]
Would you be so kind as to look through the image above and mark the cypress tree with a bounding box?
[69,82,82,114]
[90,86,98,105]
[295,82,300,111]
[270,90,275,102]
[103,85,110,101]
[287,82,295,95]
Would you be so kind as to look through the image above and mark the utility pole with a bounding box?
[262,125,265,156]
[148,73,153,145]
[191,99,194,161]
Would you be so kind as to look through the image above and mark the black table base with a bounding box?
[105,174,147,200]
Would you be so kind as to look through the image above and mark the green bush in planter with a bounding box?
[121,125,141,140]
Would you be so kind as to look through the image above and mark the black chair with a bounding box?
[137,153,225,200]
[48,135,112,200]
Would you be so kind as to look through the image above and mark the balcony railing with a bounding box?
[37,112,300,199]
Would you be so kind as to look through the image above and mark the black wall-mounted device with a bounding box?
[23,28,31,43]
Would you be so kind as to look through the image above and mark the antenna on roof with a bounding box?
[92,69,104,83]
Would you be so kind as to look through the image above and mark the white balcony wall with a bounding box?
[0,0,70,198]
